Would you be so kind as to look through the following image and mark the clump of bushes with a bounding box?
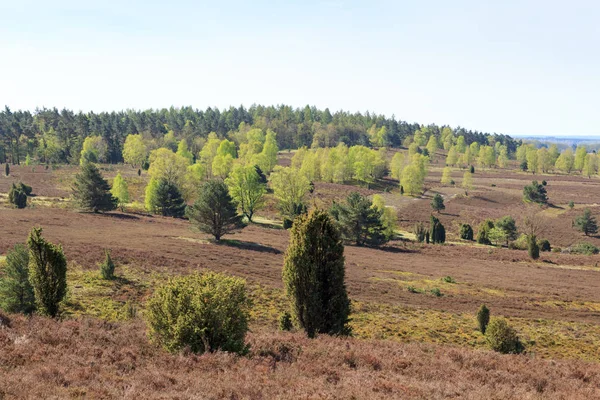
[459,223,473,241]
[538,239,551,252]
[485,318,524,354]
[146,271,251,354]
[8,183,29,209]
[570,242,599,255]
[414,222,427,243]
[476,220,495,245]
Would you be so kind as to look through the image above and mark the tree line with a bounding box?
[0,105,518,165]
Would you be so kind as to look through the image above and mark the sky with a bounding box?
[0,0,599,136]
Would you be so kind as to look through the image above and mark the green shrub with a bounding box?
[430,215,445,244]
[283,210,351,338]
[459,224,474,241]
[279,312,293,331]
[99,250,115,280]
[511,234,528,250]
[4,163,9,176]
[528,235,540,260]
[568,201,575,210]
[283,218,293,230]
[8,183,27,209]
[523,181,548,205]
[414,222,427,243]
[430,288,442,297]
[476,304,490,334]
[571,242,599,255]
[486,318,524,354]
[407,285,419,293]
[538,239,551,252]
[476,219,494,245]
[0,244,35,314]
[146,272,250,354]
[27,228,67,317]
[552,247,562,253]
[441,276,456,284]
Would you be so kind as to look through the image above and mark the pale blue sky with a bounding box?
[1,0,598,136]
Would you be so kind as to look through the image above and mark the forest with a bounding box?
[0,105,519,165]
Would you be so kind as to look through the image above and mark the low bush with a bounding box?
[538,239,551,252]
[571,242,599,255]
[459,223,474,241]
[99,250,115,280]
[441,276,456,284]
[430,288,442,297]
[279,312,293,331]
[510,234,528,250]
[146,272,250,354]
[486,318,524,354]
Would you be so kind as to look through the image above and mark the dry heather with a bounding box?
[0,314,599,399]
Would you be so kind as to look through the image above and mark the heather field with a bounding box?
[2,150,600,399]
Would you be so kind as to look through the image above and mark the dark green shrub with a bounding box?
[476,304,490,334]
[283,218,293,230]
[0,244,35,314]
[279,312,293,331]
[538,239,551,252]
[542,180,547,186]
[486,318,524,354]
[431,194,445,213]
[430,215,445,244]
[459,223,474,241]
[573,209,598,236]
[146,272,250,354]
[99,250,115,280]
[430,288,442,297]
[283,209,351,338]
[4,163,9,176]
[520,160,528,171]
[27,228,67,317]
[528,235,540,260]
[414,222,427,243]
[8,183,27,209]
[137,168,141,176]
[568,201,575,210]
[470,165,475,173]
[523,181,548,205]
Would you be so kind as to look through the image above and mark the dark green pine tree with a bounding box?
[573,208,598,236]
[151,179,186,217]
[186,180,246,241]
[72,162,117,212]
[330,192,387,247]
[430,215,446,244]
[282,209,351,338]
[8,183,27,209]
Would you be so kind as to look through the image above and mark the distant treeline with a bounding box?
[0,105,518,164]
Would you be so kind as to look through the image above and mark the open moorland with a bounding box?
[2,148,600,399]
